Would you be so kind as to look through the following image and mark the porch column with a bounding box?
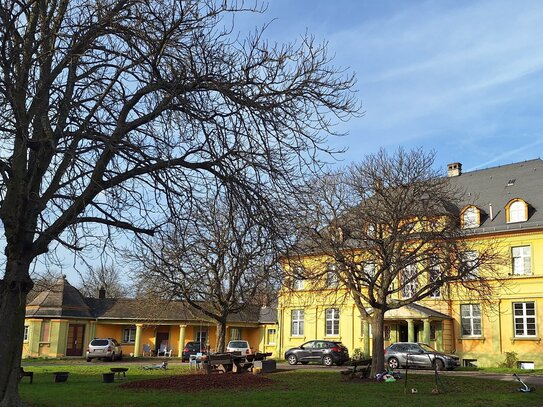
[134,324,143,357]
[362,319,370,357]
[178,324,187,358]
[407,319,415,342]
[423,319,431,344]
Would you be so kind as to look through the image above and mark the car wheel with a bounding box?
[388,357,400,370]
[287,354,298,365]
[118,352,123,361]
[300,361,309,365]
[110,354,115,362]
[86,358,92,362]
[322,355,334,367]
[433,359,445,371]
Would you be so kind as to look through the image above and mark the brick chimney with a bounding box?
[447,162,462,177]
[98,286,106,299]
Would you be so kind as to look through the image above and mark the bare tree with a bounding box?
[293,148,503,376]
[0,1,358,404]
[131,188,281,353]
[77,265,129,298]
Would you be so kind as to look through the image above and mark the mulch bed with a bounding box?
[120,373,274,392]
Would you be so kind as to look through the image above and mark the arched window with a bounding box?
[507,199,528,223]
[462,206,479,229]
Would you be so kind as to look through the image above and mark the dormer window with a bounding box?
[461,206,480,229]
[506,199,528,223]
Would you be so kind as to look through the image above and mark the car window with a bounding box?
[228,341,248,348]
[419,343,437,352]
[313,341,324,349]
[407,344,422,353]
[112,339,120,346]
[302,341,314,349]
[90,339,109,346]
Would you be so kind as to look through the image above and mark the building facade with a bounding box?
[23,278,277,359]
[277,159,543,368]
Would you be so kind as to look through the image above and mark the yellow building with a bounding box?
[277,159,543,368]
[24,277,278,359]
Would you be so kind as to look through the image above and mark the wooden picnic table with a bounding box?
[203,352,273,374]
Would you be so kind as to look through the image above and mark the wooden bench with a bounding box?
[340,358,372,380]
[19,367,33,384]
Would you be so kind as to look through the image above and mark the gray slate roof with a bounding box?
[26,278,277,324]
[26,277,94,319]
[449,159,543,233]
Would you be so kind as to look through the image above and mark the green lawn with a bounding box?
[19,365,543,407]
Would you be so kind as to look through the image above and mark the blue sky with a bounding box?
[239,0,543,173]
[37,0,543,284]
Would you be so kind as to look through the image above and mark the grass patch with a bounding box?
[19,365,543,407]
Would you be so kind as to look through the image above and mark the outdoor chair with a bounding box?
[189,352,203,370]
[164,348,173,357]
[142,344,152,357]
[157,343,168,356]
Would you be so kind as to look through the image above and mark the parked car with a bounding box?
[226,340,251,355]
[285,340,349,366]
[384,342,460,371]
[181,341,207,362]
[86,338,123,362]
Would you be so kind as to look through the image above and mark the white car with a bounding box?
[226,340,251,355]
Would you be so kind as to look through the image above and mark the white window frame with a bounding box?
[461,251,479,279]
[326,264,339,287]
[196,329,208,344]
[292,279,304,290]
[509,200,527,223]
[429,257,441,298]
[122,326,137,343]
[325,308,340,336]
[363,262,376,279]
[463,207,479,228]
[514,302,537,337]
[401,264,418,298]
[230,327,242,340]
[291,309,304,336]
[512,246,532,275]
[267,328,276,345]
[460,304,482,337]
[23,325,29,342]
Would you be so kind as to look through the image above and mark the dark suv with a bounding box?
[285,340,349,366]
[385,342,460,370]
[181,341,207,362]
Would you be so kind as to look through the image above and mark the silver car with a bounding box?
[86,338,123,362]
[226,340,251,355]
[384,342,459,370]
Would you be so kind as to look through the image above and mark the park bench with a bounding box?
[340,358,372,380]
[18,367,33,384]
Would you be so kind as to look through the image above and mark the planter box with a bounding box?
[102,372,115,383]
[53,372,69,383]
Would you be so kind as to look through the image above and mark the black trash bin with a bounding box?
[102,372,115,383]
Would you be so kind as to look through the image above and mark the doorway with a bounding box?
[66,324,85,356]
[155,332,169,354]
[399,323,408,342]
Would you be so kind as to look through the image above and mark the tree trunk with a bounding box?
[0,259,33,407]
[215,320,227,353]
[369,308,386,377]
